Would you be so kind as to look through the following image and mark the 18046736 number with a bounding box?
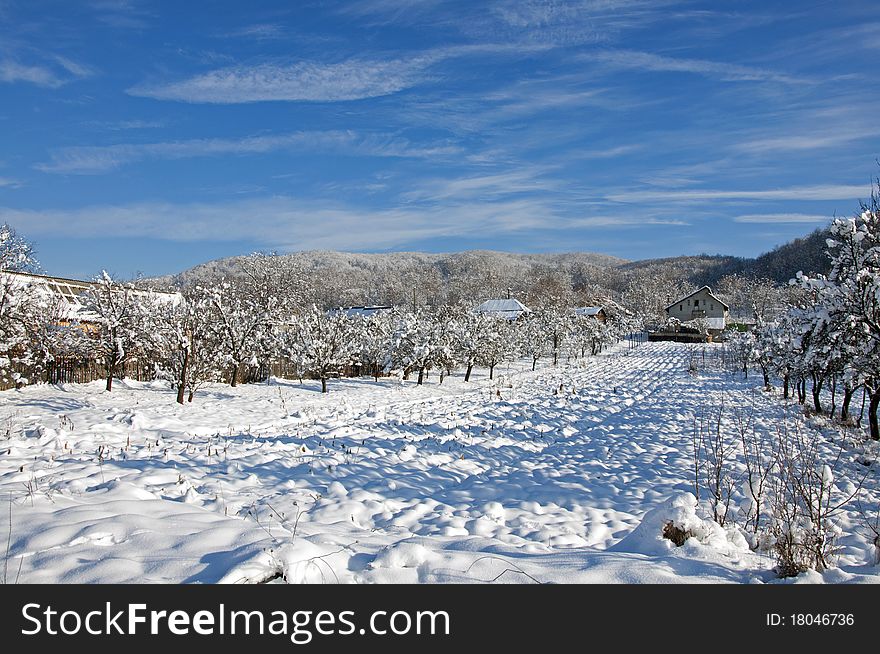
[790,614,854,626]
[766,613,855,627]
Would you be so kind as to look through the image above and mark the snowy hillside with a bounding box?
[1,341,878,584]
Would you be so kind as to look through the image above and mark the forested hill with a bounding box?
[147,225,833,304]
[624,226,833,288]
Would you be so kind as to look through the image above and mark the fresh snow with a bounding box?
[1,342,878,584]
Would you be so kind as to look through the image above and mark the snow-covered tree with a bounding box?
[477,316,515,380]
[515,311,548,371]
[284,305,356,393]
[83,271,149,392]
[154,286,223,403]
[0,225,43,385]
[353,311,395,381]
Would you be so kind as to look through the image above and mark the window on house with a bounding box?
[711,304,714,310]
[694,299,699,307]
[679,304,682,311]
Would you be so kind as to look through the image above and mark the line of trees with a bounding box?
[1,246,643,401]
[728,179,880,440]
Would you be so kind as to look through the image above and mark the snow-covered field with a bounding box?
[1,341,878,584]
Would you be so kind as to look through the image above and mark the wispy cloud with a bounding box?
[0,177,22,189]
[567,215,688,227]
[0,60,64,87]
[733,130,880,154]
[336,0,442,22]
[607,184,871,203]
[37,131,462,174]
[53,55,96,79]
[128,56,434,103]
[0,54,94,88]
[587,49,802,84]
[89,0,151,29]
[222,24,287,40]
[732,213,831,224]
[401,167,559,202]
[0,195,567,251]
[487,0,685,45]
[1,191,678,252]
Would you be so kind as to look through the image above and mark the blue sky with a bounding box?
[1,0,878,279]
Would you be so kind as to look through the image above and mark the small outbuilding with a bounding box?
[473,298,531,320]
[574,306,607,323]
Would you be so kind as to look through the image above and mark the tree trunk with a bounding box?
[783,374,789,400]
[188,390,194,402]
[811,374,823,414]
[321,376,328,393]
[532,357,537,372]
[829,376,837,418]
[761,364,770,391]
[106,357,115,392]
[869,385,880,441]
[841,385,855,423]
[417,367,425,385]
[464,363,473,382]
[230,364,238,387]
[177,348,189,405]
[489,364,495,380]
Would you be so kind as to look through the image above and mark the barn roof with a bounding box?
[473,298,531,319]
[1,270,180,322]
[665,286,729,311]
[574,306,604,316]
[327,305,392,318]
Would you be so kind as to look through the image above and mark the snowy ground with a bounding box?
[1,342,878,584]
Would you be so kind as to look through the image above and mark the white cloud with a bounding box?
[53,56,96,79]
[733,131,880,154]
[37,131,462,174]
[732,213,831,224]
[0,196,564,250]
[0,177,22,189]
[587,49,801,83]
[128,57,433,103]
[401,167,559,202]
[488,0,684,45]
[0,60,64,87]
[567,215,688,227]
[0,192,698,256]
[607,184,870,203]
[223,23,286,40]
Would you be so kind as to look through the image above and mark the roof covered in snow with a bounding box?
[473,298,531,319]
[574,306,604,317]
[1,270,180,323]
[327,305,393,318]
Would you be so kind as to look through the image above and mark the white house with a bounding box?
[473,298,531,320]
[665,286,729,333]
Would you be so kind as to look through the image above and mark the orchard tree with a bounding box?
[155,286,223,403]
[84,271,149,392]
[0,225,43,384]
[286,305,356,393]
